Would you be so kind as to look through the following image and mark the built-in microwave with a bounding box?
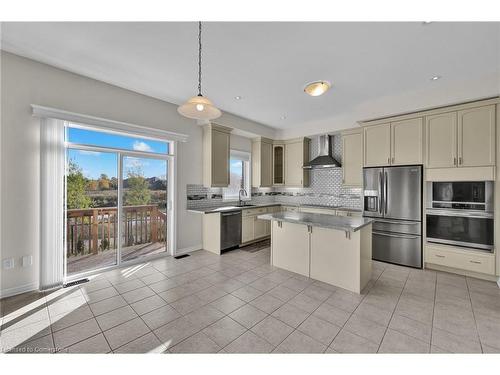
[426,181,494,252]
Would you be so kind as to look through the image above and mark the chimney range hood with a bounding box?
[303,134,342,169]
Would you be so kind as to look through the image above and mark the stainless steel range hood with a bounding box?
[303,134,342,169]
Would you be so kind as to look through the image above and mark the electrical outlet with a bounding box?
[22,255,33,267]
[3,258,15,270]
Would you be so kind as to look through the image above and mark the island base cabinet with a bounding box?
[310,225,372,294]
[271,221,310,277]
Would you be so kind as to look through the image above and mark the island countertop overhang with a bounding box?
[257,212,373,232]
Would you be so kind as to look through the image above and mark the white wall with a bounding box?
[0,51,276,297]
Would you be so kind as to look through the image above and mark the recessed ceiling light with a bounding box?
[422,21,433,25]
[430,75,442,81]
[280,115,287,120]
[234,96,242,100]
[304,81,331,97]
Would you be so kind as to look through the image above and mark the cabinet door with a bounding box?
[458,105,496,167]
[211,130,230,186]
[273,145,285,185]
[285,141,303,186]
[426,112,457,168]
[241,216,254,243]
[261,141,273,186]
[391,118,423,165]
[254,217,267,239]
[342,132,363,186]
[364,123,391,167]
[272,221,310,276]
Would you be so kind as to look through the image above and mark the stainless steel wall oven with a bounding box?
[426,181,494,252]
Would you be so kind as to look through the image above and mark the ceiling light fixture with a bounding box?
[430,75,442,81]
[234,96,242,100]
[280,115,287,120]
[178,22,221,121]
[304,81,331,97]
[422,21,433,25]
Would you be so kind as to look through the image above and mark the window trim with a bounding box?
[223,149,251,202]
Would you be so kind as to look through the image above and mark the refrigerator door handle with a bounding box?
[373,231,419,240]
[378,171,383,214]
[384,171,388,215]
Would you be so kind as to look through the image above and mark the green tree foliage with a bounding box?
[124,168,151,206]
[67,159,92,209]
[98,173,111,190]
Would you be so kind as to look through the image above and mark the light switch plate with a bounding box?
[3,258,15,269]
[22,255,33,267]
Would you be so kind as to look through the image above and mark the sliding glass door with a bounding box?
[120,156,169,263]
[64,124,174,280]
[66,149,119,276]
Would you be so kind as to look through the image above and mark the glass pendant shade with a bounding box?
[177,95,222,120]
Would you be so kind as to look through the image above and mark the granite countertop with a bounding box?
[188,202,362,214]
[187,203,281,214]
[257,212,373,232]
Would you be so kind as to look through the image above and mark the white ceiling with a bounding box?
[2,22,499,138]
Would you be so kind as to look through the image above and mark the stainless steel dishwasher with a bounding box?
[220,210,242,251]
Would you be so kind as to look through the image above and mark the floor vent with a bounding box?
[63,278,89,288]
[174,254,191,260]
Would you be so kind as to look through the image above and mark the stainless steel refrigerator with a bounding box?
[363,165,422,268]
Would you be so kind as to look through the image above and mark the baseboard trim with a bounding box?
[0,282,39,299]
[175,244,202,256]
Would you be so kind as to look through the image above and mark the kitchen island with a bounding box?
[258,212,373,294]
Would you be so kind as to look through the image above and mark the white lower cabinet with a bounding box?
[271,221,310,276]
[241,206,276,244]
[241,216,255,243]
[254,217,267,239]
[310,226,372,293]
[425,243,495,275]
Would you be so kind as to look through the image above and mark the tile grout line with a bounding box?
[324,263,386,352]
[428,271,438,352]
[375,271,410,353]
[465,277,484,353]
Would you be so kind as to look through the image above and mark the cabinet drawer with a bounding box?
[426,244,495,275]
[282,206,299,212]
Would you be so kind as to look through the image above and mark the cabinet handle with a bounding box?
[435,254,445,258]
[459,157,462,165]
[391,157,395,164]
[470,260,482,264]
[453,157,457,166]
[387,157,390,164]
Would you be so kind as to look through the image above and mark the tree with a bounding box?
[98,173,110,190]
[67,159,92,209]
[124,168,151,206]
[87,180,99,191]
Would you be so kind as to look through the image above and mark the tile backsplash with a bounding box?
[187,135,362,210]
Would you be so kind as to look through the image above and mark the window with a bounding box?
[224,150,251,201]
[67,126,170,154]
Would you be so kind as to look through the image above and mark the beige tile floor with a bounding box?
[1,247,500,353]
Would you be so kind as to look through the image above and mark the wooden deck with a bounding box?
[67,241,166,275]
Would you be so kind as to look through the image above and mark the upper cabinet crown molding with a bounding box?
[202,123,232,188]
[358,97,500,128]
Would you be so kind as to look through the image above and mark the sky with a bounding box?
[67,127,169,180]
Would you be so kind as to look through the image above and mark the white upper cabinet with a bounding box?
[458,105,496,167]
[252,137,273,187]
[272,144,285,185]
[363,118,423,167]
[391,117,423,165]
[341,130,363,186]
[364,123,391,167]
[425,105,496,169]
[203,124,231,187]
[284,138,310,187]
[425,112,457,168]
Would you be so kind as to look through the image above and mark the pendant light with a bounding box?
[178,22,221,121]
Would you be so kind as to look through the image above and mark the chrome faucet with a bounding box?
[238,189,248,206]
